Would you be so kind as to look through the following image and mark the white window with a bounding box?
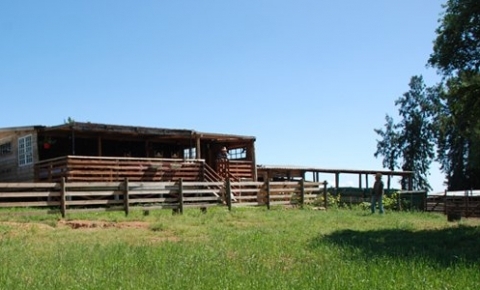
[18,135,33,166]
[229,147,247,160]
[183,147,197,159]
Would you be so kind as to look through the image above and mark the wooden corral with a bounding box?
[0,122,257,183]
[426,190,480,218]
[0,179,324,216]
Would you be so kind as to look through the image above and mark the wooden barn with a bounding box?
[0,122,257,183]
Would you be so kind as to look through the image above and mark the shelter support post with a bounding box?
[335,173,339,195]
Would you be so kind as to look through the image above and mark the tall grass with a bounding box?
[0,207,479,289]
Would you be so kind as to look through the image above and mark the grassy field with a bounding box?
[0,206,479,290]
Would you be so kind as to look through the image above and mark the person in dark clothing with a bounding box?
[371,172,384,214]
[217,146,229,160]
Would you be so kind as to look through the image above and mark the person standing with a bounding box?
[217,146,229,160]
[371,173,385,214]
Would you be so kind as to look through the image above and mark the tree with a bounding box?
[374,115,400,172]
[433,75,480,190]
[428,0,480,75]
[374,76,435,191]
[428,0,480,190]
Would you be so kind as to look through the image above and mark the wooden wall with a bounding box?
[0,129,38,182]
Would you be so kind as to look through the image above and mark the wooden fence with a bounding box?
[426,190,480,218]
[0,179,327,217]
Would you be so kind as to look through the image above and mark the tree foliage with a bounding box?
[428,0,480,75]
[374,115,400,171]
[428,0,480,190]
[375,0,480,191]
[434,74,480,190]
[375,76,435,191]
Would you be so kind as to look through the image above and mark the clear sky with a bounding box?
[1,1,446,192]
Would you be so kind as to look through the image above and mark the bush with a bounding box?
[313,193,341,208]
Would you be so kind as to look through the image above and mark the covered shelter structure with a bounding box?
[257,165,415,193]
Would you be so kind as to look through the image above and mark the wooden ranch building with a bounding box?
[0,122,257,183]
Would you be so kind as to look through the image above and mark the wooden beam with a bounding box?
[195,135,201,159]
[335,173,339,195]
[250,141,257,181]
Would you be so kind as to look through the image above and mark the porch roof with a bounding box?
[36,122,256,142]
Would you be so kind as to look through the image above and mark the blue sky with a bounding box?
[1,1,445,192]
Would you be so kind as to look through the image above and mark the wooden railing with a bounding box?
[228,160,254,180]
[35,156,256,184]
[35,156,207,182]
[0,179,326,216]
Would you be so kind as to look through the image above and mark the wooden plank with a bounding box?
[183,196,221,202]
[0,183,57,188]
[181,182,224,187]
[269,201,292,206]
[234,196,259,201]
[183,203,220,208]
[0,201,60,207]
[66,181,123,187]
[128,190,178,195]
[124,178,129,216]
[66,191,122,197]
[230,188,262,193]
[181,189,222,194]
[128,182,177,187]
[231,181,264,187]
[60,178,66,218]
[232,202,259,207]
[268,188,298,193]
[65,200,124,206]
[127,197,178,203]
[0,192,60,197]
[135,204,178,210]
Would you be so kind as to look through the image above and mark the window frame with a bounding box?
[228,147,247,160]
[18,135,33,166]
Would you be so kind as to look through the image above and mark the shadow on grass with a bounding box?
[312,225,480,266]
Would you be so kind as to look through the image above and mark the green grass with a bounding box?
[0,206,479,289]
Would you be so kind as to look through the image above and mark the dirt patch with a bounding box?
[58,220,150,230]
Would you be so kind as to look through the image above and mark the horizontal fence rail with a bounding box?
[0,179,326,217]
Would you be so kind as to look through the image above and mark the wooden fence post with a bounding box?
[422,190,427,211]
[300,179,305,208]
[60,177,66,218]
[123,178,129,216]
[226,178,232,211]
[266,180,271,210]
[465,190,469,217]
[323,181,328,210]
[397,191,402,211]
[444,190,447,215]
[178,178,184,214]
